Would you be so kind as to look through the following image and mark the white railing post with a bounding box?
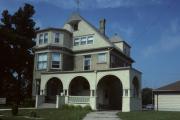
[56,95,60,108]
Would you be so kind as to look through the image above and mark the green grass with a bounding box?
[0,108,90,120]
[118,111,180,120]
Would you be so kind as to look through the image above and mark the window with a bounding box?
[51,52,61,69]
[54,32,60,43]
[87,36,93,44]
[73,23,78,31]
[98,53,106,63]
[81,37,87,45]
[44,33,48,44]
[73,35,94,46]
[39,34,43,45]
[74,38,80,46]
[84,55,91,70]
[38,33,48,45]
[37,53,47,70]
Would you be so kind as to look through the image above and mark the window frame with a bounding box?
[74,37,80,46]
[83,55,91,70]
[87,36,94,44]
[97,53,106,63]
[39,34,43,45]
[37,53,48,70]
[44,33,48,44]
[51,52,61,69]
[54,32,60,43]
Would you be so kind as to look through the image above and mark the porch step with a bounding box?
[38,103,56,108]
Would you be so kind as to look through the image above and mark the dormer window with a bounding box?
[73,23,78,31]
[54,32,60,43]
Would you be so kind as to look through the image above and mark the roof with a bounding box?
[110,34,124,43]
[154,80,180,91]
[36,27,72,34]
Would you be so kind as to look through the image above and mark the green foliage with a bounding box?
[83,105,92,111]
[142,88,153,105]
[22,98,35,107]
[0,3,38,103]
[11,103,18,116]
[118,111,180,120]
[30,110,37,118]
[0,108,91,120]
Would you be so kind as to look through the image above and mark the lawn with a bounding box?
[0,108,90,120]
[118,111,180,120]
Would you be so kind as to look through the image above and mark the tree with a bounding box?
[142,88,153,106]
[0,3,38,104]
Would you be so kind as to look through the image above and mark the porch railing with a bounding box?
[68,96,90,104]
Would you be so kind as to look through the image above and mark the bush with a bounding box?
[11,103,18,116]
[83,105,92,111]
[22,98,35,107]
[76,105,83,110]
[30,110,37,118]
[62,104,70,110]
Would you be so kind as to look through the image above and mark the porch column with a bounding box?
[122,88,131,112]
[90,89,96,110]
[64,89,69,104]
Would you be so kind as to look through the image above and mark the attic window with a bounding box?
[73,23,78,31]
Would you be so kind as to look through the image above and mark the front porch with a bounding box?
[35,67,142,112]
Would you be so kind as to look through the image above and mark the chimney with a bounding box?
[99,19,106,35]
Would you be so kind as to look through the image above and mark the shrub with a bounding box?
[11,103,18,116]
[62,104,70,110]
[30,110,37,118]
[23,98,35,107]
[76,105,83,110]
[83,105,92,111]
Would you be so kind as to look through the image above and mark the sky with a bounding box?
[0,0,180,88]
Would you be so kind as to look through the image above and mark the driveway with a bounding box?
[83,111,121,120]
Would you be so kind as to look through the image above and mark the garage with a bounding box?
[154,81,180,111]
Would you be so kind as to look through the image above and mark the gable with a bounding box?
[63,15,113,51]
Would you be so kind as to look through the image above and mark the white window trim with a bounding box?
[83,55,91,71]
[51,52,61,69]
[38,33,48,45]
[54,32,60,43]
[36,53,48,70]
[74,35,94,46]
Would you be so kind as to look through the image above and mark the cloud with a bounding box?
[15,0,164,9]
[143,19,180,57]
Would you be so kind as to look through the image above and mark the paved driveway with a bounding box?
[83,111,121,120]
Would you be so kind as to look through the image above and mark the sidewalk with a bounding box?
[83,111,121,120]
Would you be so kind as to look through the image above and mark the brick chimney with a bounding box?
[99,19,106,35]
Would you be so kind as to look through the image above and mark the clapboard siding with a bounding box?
[155,94,180,111]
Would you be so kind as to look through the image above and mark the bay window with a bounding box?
[54,32,60,43]
[74,38,80,46]
[81,37,87,45]
[87,36,93,44]
[44,33,48,44]
[52,52,61,69]
[37,53,47,70]
[39,34,43,45]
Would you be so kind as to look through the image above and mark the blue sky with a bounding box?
[0,0,180,88]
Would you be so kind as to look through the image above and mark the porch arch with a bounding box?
[45,77,63,103]
[97,75,123,110]
[69,76,90,96]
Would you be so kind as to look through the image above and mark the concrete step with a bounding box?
[39,103,56,108]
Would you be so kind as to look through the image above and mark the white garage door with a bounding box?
[155,94,180,111]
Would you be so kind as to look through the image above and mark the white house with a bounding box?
[32,13,142,112]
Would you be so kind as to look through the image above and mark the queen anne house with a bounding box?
[32,13,142,112]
